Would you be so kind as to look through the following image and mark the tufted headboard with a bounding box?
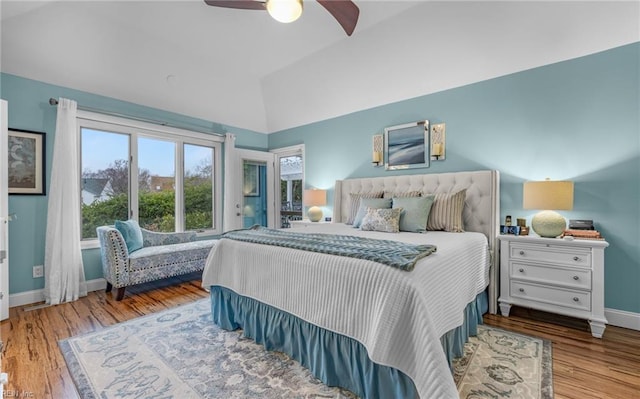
[333,170,501,313]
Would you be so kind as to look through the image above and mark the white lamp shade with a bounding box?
[523,180,573,210]
[266,0,303,23]
[304,189,326,207]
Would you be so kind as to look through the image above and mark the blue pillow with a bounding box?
[392,195,435,232]
[353,198,392,228]
[115,219,144,253]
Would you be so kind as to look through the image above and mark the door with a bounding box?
[237,149,275,229]
[272,145,304,228]
[0,99,9,320]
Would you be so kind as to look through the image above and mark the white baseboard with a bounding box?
[9,278,106,308]
[605,307,640,331]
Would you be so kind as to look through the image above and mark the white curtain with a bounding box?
[44,98,86,305]
[223,133,241,232]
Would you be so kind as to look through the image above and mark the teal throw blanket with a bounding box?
[222,226,436,271]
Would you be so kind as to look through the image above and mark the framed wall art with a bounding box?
[8,129,46,195]
[384,120,429,170]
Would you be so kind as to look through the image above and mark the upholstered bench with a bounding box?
[96,222,217,300]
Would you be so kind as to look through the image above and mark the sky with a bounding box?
[81,128,212,177]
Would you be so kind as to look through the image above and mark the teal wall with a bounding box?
[2,43,638,314]
[269,43,640,314]
[0,73,267,294]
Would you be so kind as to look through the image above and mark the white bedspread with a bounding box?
[202,223,490,399]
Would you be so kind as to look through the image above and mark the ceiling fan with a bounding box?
[203,0,360,36]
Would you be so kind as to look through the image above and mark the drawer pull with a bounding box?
[519,288,525,293]
[573,256,579,261]
[573,297,580,302]
[519,251,525,256]
[573,276,579,280]
[519,268,525,273]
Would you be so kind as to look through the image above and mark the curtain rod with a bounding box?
[48,98,224,137]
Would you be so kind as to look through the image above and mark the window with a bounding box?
[184,144,214,231]
[81,128,129,239]
[138,137,176,232]
[79,112,222,242]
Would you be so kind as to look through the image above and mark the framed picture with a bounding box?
[384,120,429,170]
[8,129,46,195]
[243,163,259,196]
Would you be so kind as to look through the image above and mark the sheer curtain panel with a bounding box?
[223,133,241,232]
[44,98,87,304]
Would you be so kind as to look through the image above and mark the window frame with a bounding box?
[78,111,223,249]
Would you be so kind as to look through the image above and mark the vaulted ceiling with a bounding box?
[1,1,638,133]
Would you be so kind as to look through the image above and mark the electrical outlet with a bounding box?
[33,265,44,278]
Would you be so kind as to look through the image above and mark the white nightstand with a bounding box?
[498,235,609,338]
[290,220,328,228]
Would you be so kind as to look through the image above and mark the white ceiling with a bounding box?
[1,1,638,133]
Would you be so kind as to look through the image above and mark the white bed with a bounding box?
[202,170,500,398]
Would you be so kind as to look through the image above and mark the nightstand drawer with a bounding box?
[510,281,591,312]
[510,244,591,268]
[510,262,591,290]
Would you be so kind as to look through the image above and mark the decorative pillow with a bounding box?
[383,190,421,199]
[425,189,466,232]
[115,219,144,252]
[392,195,435,232]
[353,198,392,228]
[346,192,383,224]
[360,207,403,233]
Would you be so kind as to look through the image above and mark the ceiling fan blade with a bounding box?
[317,0,359,36]
[203,0,266,11]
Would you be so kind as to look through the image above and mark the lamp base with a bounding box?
[531,210,566,238]
[307,206,323,222]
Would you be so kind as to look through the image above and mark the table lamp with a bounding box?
[523,179,574,238]
[304,189,326,222]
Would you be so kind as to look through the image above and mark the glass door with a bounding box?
[237,149,275,228]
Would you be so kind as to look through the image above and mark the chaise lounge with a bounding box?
[97,221,217,300]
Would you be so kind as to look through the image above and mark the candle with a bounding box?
[432,143,443,156]
[372,151,381,163]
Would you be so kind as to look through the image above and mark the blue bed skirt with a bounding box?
[210,286,487,399]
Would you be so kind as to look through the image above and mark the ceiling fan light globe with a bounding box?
[266,0,303,23]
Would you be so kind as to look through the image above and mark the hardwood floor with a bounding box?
[1,274,209,399]
[1,277,639,399]
[484,307,640,399]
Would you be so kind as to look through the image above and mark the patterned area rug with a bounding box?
[60,299,552,399]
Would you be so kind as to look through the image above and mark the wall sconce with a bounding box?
[372,135,383,166]
[430,123,446,161]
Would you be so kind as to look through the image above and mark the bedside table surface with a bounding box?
[498,234,609,248]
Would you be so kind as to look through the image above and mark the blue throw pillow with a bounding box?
[392,195,435,232]
[353,198,392,228]
[115,219,144,253]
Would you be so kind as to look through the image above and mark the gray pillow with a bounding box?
[346,192,383,224]
[360,207,403,233]
[392,195,435,232]
[353,198,392,228]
